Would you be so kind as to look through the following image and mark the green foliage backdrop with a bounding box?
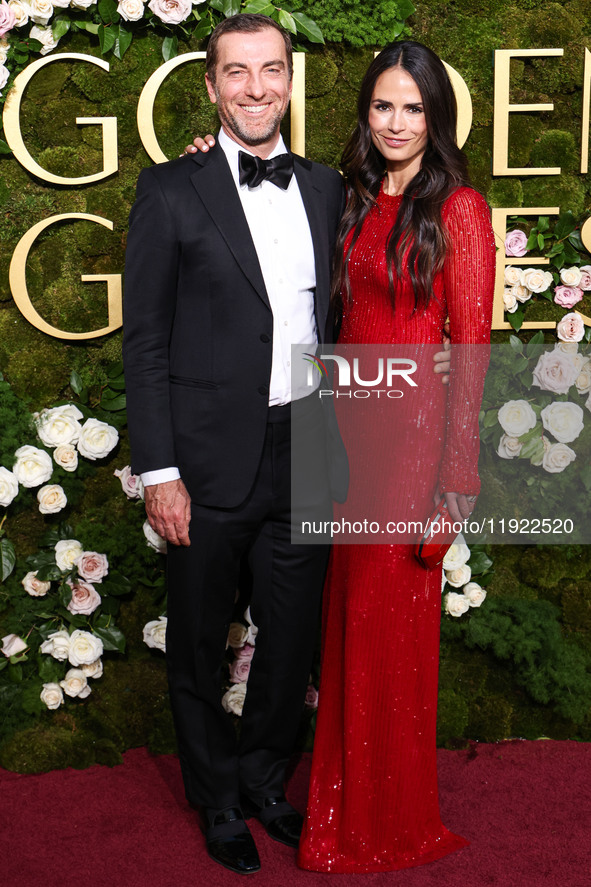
[1,0,591,771]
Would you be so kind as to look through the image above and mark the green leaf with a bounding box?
[98,0,119,23]
[192,19,212,39]
[397,0,416,16]
[537,216,550,233]
[537,233,545,251]
[508,308,524,332]
[278,9,297,35]
[208,0,224,9]
[21,684,45,715]
[528,330,545,346]
[291,11,324,43]
[52,16,71,39]
[162,35,178,62]
[8,664,23,683]
[98,24,117,54]
[0,139,12,155]
[568,231,584,252]
[93,623,126,653]
[511,355,529,374]
[509,334,523,353]
[526,232,538,251]
[70,370,83,396]
[104,376,126,391]
[38,656,63,683]
[554,212,576,240]
[99,393,126,411]
[36,564,62,582]
[222,0,240,15]
[83,22,100,35]
[563,242,581,264]
[101,570,131,597]
[114,24,133,60]
[521,435,545,462]
[468,550,493,575]
[0,538,16,583]
[483,409,499,428]
[0,659,7,672]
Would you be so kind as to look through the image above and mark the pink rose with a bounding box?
[66,579,102,615]
[0,1,16,36]
[75,551,109,583]
[229,657,251,684]
[556,312,585,343]
[579,265,591,291]
[505,229,528,257]
[147,0,191,24]
[304,684,319,709]
[554,285,583,309]
[114,465,144,499]
[233,643,255,661]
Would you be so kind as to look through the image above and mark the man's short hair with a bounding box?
[206,13,293,84]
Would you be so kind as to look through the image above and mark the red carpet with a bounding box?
[1,741,589,887]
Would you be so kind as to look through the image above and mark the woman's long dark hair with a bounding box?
[333,41,471,313]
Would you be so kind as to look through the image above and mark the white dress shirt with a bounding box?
[141,128,318,488]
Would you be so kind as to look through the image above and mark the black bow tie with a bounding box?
[238,151,294,190]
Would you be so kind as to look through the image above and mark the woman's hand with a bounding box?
[182,135,216,156]
[444,491,477,524]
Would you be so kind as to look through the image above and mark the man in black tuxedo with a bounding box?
[123,13,345,875]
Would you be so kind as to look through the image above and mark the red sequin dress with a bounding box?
[297,186,496,873]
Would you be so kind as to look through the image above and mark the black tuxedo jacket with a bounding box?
[123,144,346,508]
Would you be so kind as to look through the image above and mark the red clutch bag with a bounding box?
[414,498,455,570]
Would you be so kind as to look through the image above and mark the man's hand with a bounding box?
[433,321,451,384]
[182,135,216,156]
[144,478,192,547]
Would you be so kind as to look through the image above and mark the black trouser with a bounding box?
[165,396,331,810]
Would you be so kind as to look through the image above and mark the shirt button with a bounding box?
[274,238,279,244]
[283,320,289,326]
[260,333,270,343]
[258,385,269,396]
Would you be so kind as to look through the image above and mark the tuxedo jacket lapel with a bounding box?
[293,155,331,344]
[189,148,270,309]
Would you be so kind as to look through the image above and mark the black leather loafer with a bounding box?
[243,796,304,849]
[205,807,261,875]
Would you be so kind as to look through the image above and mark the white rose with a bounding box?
[143,519,166,553]
[540,401,584,443]
[66,579,102,615]
[22,570,51,596]
[29,0,53,24]
[511,284,532,303]
[77,418,119,460]
[520,268,553,293]
[559,266,583,287]
[55,538,83,571]
[70,0,96,7]
[463,582,487,608]
[579,265,591,291]
[221,682,247,715]
[0,466,19,506]
[40,682,64,709]
[0,62,8,91]
[143,616,167,651]
[53,444,78,471]
[117,0,144,19]
[497,400,537,437]
[13,445,53,487]
[504,265,522,287]
[554,342,579,356]
[51,0,69,6]
[68,629,104,666]
[81,658,103,679]
[556,312,585,343]
[1,633,27,657]
[0,40,10,66]
[40,629,70,661]
[244,605,258,645]
[8,0,29,26]
[114,465,144,499]
[148,0,191,23]
[497,433,523,459]
[442,543,470,571]
[60,668,91,698]
[575,359,591,395]
[444,592,470,617]
[227,622,248,649]
[532,351,579,394]
[503,288,518,313]
[28,23,59,53]
[74,551,109,582]
[445,564,472,588]
[542,442,576,474]
[37,483,67,514]
[36,405,82,447]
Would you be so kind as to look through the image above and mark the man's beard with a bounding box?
[215,89,286,146]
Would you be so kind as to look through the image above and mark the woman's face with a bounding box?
[368,66,428,175]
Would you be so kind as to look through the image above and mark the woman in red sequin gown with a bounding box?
[298,42,496,873]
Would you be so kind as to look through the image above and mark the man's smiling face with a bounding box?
[205,28,292,158]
